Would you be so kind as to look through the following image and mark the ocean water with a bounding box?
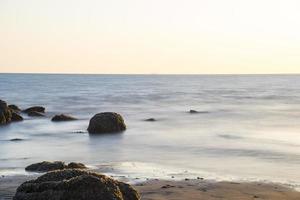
[0,74,300,187]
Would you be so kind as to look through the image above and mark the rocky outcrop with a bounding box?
[23,106,45,114]
[13,169,140,200]
[25,161,87,172]
[51,114,77,122]
[0,100,12,124]
[87,112,126,134]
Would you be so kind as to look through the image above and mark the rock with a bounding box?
[25,161,87,172]
[145,118,156,122]
[11,112,23,122]
[189,109,198,113]
[10,138,23,142]
[189,110,209,114]
[51,114,77,122]
[67,162,87,169]
[27,111,45,117]
[88,112,126,134]
[25,161,66,172]
[23,106,45,113]
[8,104,21,112]
[0,100,12,125]
[13,169,140,200]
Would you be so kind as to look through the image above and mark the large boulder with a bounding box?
[51,114,77,122]
[0,100,12,124]
[25,161,87,172]
[23,106,45,114]
[13,169,140,200]
[88,112,126,134]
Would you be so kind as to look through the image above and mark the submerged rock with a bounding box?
[27,111,45,117]
[13,169,140,200]
[51,114,77,122]
[23,106,45,114]
[10,138,23,142]
[0,100,12,125]
[88,112,126,134]
[189,110,209,114]
[189,109,198,113]
[145,118,156,122]
[25,161,87,172]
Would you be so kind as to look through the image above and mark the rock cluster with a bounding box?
[13,169,140,200]
[0,100,23,124]
[25,161,87,172]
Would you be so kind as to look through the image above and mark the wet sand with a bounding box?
[1,174,300,200]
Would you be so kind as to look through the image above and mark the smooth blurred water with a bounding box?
[0,74,300,186]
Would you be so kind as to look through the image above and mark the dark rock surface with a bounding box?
[25,161,87,172]
[23,106,45,114]
[13,169,140,200]
[51,114,77,122]
[27,111,45,117]
[0,100,12,125]
[11,112,23,122]
[145,118,156,122]
[8,104,21,112]
[88,112,126,134]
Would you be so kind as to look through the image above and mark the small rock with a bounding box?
[10,138,23,142]
[25,161,66,172]
[51,114,77,122]
[144,118,156,122]
[25,161,88,172]
[23,106,45,113]
[189,109,198,113]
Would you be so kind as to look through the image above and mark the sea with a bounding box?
[0,74,300,188]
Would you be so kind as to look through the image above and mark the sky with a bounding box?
[0,0,300,74]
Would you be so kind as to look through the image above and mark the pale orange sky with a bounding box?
[1,0,300,74]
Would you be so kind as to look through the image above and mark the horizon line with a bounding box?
[1,72,300,76]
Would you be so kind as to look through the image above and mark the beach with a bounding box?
[1,74,300,199]
[1,172,300,200]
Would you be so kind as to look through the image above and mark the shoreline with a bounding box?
[1,173,300,200]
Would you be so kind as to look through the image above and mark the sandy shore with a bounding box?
[1,174,300,200]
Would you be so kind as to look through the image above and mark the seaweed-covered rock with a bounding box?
[88,112,126,134]
[23,106,45,114]
[25,161,66,172]
[13,169,140,200]
[25,161,87,172]
[51,114,77,122]
[0,100,12,125]
[67,162,87,169]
